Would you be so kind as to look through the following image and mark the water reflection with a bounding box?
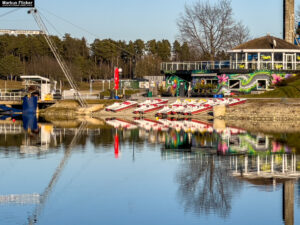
[176,155,241,217]
[0,116,299,225]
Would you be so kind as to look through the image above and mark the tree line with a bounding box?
[0,0,250,83]
[0,34,194,82]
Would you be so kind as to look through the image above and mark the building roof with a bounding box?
[20,75,50,82]
[232,35,300,51]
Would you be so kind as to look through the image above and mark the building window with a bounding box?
[229,80,240,89]
[274,53,283,61]
[212,80,218,86]
[257,80,267,90]
[261,53,272,61]
[248,53,258,61]
[205,79,218,87]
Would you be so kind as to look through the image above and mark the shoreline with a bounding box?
[39,98,300,122]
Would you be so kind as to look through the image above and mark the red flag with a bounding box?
[114,68,119,90]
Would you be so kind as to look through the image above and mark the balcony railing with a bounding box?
[161,60,300,71]
[0,92,26,101]
[161,61,230,71]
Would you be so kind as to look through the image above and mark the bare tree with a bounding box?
[177,0,250,60]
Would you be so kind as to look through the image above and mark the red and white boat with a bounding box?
[134,98,169,114]
[182,103,214,115]
[105,100,138,112]
[156,105,172,116]
[165,99,183,115]
[133,103,165,114]
[168,99,196,115]
[137,98,168,106]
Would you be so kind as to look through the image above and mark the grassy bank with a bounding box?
[0,80,23,90]
[244,76,300,98]
[44,99,121,108]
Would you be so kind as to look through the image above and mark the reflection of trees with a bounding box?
[176,155,242,217]
[0,134,24,148]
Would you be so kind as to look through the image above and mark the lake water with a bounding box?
[0,115,299,225]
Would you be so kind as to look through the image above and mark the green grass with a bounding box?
[99,89,140,97]
[58,99,121,106]
[271,133,300,152]
[244,76,300,98]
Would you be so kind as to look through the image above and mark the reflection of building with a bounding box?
[158,120,279,157]
[0,122,23,134]
[221,133,271,155]
[164,130,192,151]
[230,154,299,179]
[0,194,40,204]
[230,153,299,225]
[21,117,54,154]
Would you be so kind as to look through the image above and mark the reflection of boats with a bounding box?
[105,100,138,112]
[158,118,214,133]
[134,118,169,131]
[105,118,138,129]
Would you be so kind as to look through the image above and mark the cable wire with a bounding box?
[0,8,20,18]
[38,11,63,37]
[35,6,135,57]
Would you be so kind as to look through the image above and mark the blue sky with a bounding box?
[0,0,300,43]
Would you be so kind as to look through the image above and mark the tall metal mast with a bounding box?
[28,8,87,108]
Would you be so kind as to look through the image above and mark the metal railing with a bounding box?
[231,60,300,70]
[161,61,230,71]
[62,93,100,100]
[161,60,300,71]
[0,92,25,101]
[0,124,23,134]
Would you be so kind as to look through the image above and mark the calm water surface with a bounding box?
[0,115,299,225]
